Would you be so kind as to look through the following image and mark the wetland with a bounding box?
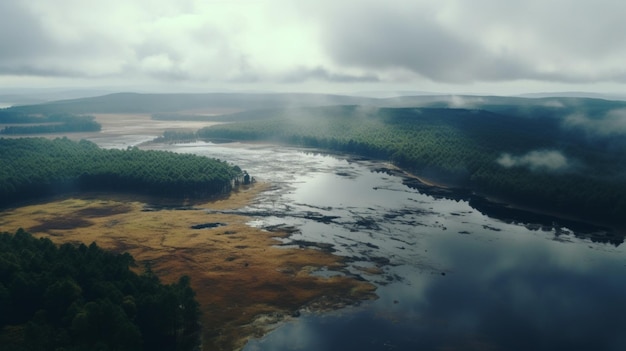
[3,113,626,350]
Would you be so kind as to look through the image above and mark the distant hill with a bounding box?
[4,91,626,231]
[0,89,114,107]
[0,95,47,107]
[517,92,626,100]
[192,102,626,230]
[5,92,378,114]
[7,91,626,117]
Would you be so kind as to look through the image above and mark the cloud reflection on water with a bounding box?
[248,231,626,350]
[150,141,626,351]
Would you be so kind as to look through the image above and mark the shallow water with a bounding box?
[130,140,626,350]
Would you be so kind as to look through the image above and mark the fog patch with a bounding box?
[497,150,570,172]
[564,109,626,136]
[543,100,565,108]
[354,105,380,116]
[448,95,485,108]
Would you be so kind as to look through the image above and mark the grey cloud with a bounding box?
[0,3,121,60]
[310,0,626,84]
[145,67,190,82]
[134,42,182,64]
[316,4,532,83]
[3,0,626,89]
[497,150,571,172]
[529,70,626,84]
[0,64,82,78]
[227,73,261,84]
[0,2,131,78]
[0,2,54,59]
[280,66,379,83]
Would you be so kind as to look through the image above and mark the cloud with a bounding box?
[448,96,485,108]
[497,150,571,172]
[2,0,626,91]
[313,3,531,83]
[0,1,317,83]
[0,2,54,60]
[564,109,626,136]
[280,66,379,83]
[305,0,626,84]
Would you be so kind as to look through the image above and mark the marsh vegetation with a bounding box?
[2,92,626,350]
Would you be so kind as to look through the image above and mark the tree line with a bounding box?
[0,111,101,134]
[188,105,626,226]
[0,137,243,207]
[0,229,201,351]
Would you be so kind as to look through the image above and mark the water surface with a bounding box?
[140,141,626,350]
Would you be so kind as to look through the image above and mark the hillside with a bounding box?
[192,103,626,227]
[6,91,626,118]
[4,92,626,228]
[4,92,377,114]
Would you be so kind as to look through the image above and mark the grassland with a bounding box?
[0,184,376,351]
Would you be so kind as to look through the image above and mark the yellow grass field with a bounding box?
[0,184,376,351]
[0,113,222,142]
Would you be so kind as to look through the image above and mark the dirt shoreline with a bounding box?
[0,183,376,351]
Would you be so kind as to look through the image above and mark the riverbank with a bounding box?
[147,136,626,245]
[0,183,376,351]
[375,163,624,246]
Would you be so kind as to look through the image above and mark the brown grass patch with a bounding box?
[0,183,376,351]
[75,203,132,217]
[28,216,94,231]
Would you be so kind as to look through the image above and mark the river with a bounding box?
[125,141,625,351]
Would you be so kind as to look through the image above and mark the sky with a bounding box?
[2,0,626,96]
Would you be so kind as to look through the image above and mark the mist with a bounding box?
[564,109,626,136]
[497,150,571,172]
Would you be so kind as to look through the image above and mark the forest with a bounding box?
[188,104,626,226]
[0,137,243,207]
[0,111,101,134]
[0,229,200,351]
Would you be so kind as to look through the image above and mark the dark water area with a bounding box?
[136,141,626,351]
[396,169,621,246]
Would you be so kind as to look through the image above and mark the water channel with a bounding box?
[136,141,626,350]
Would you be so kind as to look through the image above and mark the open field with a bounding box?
[0,113,221,146]
[0,183,376,351]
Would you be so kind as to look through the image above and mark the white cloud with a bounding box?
[497,150,571,172]
[564,109,626,136]
[448,96,485,108]
[542,100,565,108]
[2,0,626,93]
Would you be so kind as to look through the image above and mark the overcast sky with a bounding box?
[2,0,626,95]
